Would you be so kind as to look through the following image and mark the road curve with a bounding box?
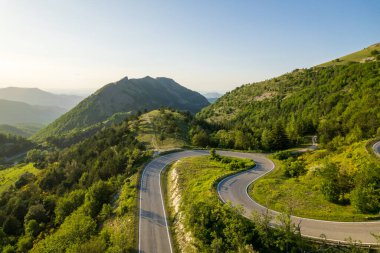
[139,150,209,253]
[217,151,380,245]
[139,150,380,253]
[373,140,380,157]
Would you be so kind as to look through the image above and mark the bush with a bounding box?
[351,185,380,214]
[55,189,85,224]
[24,204,48,224]
[283,160,306,178]
[33,211,97,252]
[17,235,33,252]
[273,151,292,160]
[2,245,16,253]
[15,172,36,189]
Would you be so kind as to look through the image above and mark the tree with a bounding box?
[191,129,209,147]
[55,189,85,224]
[25,219,40,237]
[24,204,48,224]
[351,185,380,213]
[261,128,275,151]
[3,216,21,235]
[17,236,33,253]
[272,122,290,150]
[319,162,352,203]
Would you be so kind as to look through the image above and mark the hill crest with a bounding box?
[33,76,209,140]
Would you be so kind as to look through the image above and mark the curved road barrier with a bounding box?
[373,140,380,157]
[139,150,380,252]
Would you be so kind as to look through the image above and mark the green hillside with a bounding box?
[34,76,209,141]
[318,43,380,67]
[0,117,150,252]
[197,61,380,150]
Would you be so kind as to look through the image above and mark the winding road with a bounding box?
[139,149,380,252]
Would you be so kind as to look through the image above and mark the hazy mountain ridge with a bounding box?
[0,124,43,138]
[0,99,66,125]
[0,87,83,110]
[33,76,209,140]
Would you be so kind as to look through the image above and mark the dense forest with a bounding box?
[0,118,151,252]
[196,61,380,151]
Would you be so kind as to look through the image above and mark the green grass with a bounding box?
[133,109,190,152]
[318,43,380,67]
[170,156,254,202]
[250,141,380,221]
[0,163,41,193]
[163,155,254,252]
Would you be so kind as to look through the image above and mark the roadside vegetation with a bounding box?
[165,153,368,252]
[165,155,256,252]
[0,117,150,252]
[251,141,380,221]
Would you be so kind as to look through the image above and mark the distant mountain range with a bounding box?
[201,92,224,103]
[0,87,83,110]
[0,123,43,138]
[33,76,209,140]
[0,99,66,125]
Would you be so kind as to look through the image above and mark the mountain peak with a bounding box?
[34,76,209,140]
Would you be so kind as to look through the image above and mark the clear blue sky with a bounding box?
[0,0,379,94]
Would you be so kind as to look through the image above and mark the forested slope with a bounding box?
[197,61,380,150]
[0,117,150,252]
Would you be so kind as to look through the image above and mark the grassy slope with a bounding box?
[164,156,254,252]
[318,43,380,67]
[250,141,380,221]
[0,163,40,193]
[132,109,190,152]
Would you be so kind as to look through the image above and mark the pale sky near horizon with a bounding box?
[0,0,379,95]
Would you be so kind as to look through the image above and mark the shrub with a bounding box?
[351,185,380,213]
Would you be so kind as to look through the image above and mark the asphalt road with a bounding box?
[139,150,380,253]
[139,150,208,253]
[217,151,380,245]
[373,140,380,157]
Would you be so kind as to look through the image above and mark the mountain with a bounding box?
[0,99,66,126]
[0,123,43,138]
[33,76,209,140]
[197,60,380,150]
[0,87,83,110]
[318,43,380,67]
[201,92,224,103]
